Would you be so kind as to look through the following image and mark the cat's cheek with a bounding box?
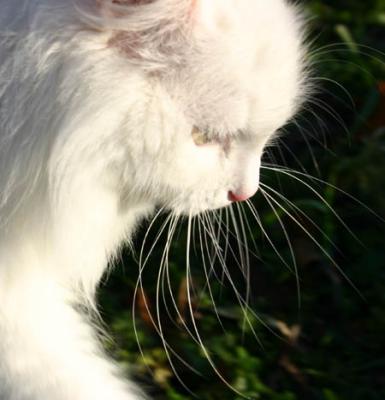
[176,144,223,185]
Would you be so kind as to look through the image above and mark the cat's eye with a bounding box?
[192,126,211,146]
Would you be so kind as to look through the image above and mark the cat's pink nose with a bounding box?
[228,190,254,203]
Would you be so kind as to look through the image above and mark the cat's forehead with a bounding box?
[194,0,299,33]
[174,0,306,138]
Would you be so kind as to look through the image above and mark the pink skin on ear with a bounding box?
[190,0,198,16]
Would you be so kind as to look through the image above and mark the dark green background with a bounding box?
[100,2,385,399]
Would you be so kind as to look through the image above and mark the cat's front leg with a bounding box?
[0,287,144,400]
[0,176,149,400]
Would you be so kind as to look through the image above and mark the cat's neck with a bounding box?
[0,177,154,302]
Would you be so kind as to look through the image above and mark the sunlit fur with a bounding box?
[0,0,307,399]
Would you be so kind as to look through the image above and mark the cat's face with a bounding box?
[87,0,306,215]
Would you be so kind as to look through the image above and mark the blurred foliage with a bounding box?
[100,1,385,399]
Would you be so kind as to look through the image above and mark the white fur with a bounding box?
[0,1,307,399]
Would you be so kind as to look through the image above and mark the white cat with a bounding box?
[0,1,307,399]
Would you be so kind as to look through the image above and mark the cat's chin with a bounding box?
[168,202,232,217]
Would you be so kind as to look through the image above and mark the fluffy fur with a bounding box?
[0,1,307,399]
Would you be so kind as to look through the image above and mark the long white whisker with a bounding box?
[199,210,283,345]
[234,203,252,333]
[195,214,227,331]
[260,182,342,255]
[245,200,296,274]
[154,214,203,395]
[261,165,365,244]
[133,212,201,383]
[260,188,364,299]
[255,191,301,308]
[185,214,254,396]
[264,165,385,224]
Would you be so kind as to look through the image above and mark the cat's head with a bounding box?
[78,0,308,215]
